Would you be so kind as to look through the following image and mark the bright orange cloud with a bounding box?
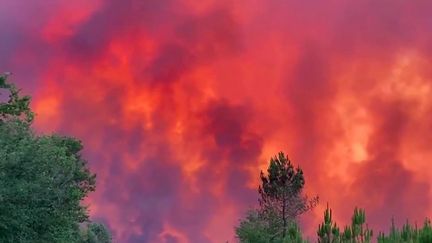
[2,0,432,242]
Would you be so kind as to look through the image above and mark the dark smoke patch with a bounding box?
[347,99,431,232]
[283,43,335,175]
[351,157,430,232]
[164,235,179,243]
[99,148,184,242]
[146,44,195,85]
[198,100,263,205]
[65,0,178,62]
[176,8,243,57]
[2,0,432,242]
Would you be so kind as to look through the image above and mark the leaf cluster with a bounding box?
[0,75,109,242]
[0,75,33,123]
[235,210,307,243]
[0,121,96,242]
[80,223,112,243]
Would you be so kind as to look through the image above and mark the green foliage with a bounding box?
[377,218,432,243]
[341,225,352,242]
[0,75,33,123]
[349,207,373,243]
[259,152,318,238]
[0,76,98,242]
[236,210,275,243]
[234,150,432,243]
[317,206,372,243]
[284,222,308,243]
[235,151,432,243]
[236,152,316,242]
[318,204,340,243]
[235,210,307,243]
[0,120,96,242]
[81,223,112,243]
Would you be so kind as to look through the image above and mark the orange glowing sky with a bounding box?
[2,0,432,242]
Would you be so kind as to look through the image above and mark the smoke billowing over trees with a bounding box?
[236,152,432,243]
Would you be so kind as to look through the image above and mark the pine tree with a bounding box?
[258,152,318,238]
[377,218,432,243]
[318,203,340,243]
[349,207,372,243]
[318,206,372,243]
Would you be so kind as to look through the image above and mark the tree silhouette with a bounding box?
[258,152,318,238]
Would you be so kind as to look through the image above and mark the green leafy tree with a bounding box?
[0,75,33,123]
[0,75,98,242]
[81,223,112,243]
[235,210,307,243]
[236,210,277,243]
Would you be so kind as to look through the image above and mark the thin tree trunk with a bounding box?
[282,197,287,239]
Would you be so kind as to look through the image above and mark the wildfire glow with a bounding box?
[2,0,432,242]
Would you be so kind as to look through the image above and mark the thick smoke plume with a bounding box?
[1,0,432,242]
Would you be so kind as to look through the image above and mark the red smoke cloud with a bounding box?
[2,0,432,242]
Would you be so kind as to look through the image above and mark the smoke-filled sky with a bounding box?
[2,0,432,242]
